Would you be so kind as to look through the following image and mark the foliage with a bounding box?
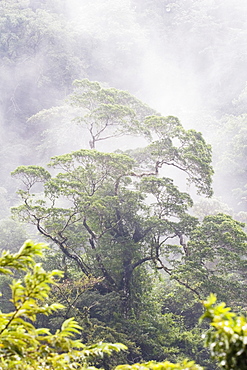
[11,121,213,316]
[0,239,206,370]
[2,241,247,370]
[115,359,203,370]
[27,79,155,159]
[69,79,155,149]
[113,295,247,370]
[172,213,247,304]
[0,240,126,369]
[202,294,247,370]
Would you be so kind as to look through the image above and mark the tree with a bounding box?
[11,81,247,365]
[69,79,155,149]
[27,78,155,159]
[11,82,214,318]
[170,213,247,305]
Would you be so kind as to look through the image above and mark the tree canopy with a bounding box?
[11,82,216,316]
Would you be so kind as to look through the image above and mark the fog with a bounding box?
[0,0,247,219]
[65,0,247,121]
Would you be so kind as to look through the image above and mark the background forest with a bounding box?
[0,0,247,369]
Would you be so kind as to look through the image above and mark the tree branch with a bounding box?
[83,218,117,288]
[156,257,201,299]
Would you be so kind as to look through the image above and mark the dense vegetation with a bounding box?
[0,0,246,369]
[0,241,247,369]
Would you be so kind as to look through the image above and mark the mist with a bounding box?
[0,0,246,219]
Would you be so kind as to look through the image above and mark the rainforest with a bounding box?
[0,1,246,369]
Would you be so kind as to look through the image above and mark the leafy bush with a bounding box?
[0,240,125,369]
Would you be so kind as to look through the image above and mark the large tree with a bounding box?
[11,81,247,366]
[12,80,247,319]
[12,81,215,315]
